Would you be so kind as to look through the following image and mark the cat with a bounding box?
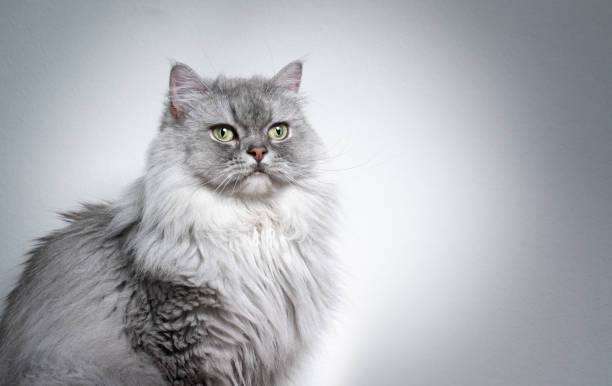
[0,61,339,386]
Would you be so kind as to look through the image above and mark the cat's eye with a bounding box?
[268,123,289,140]
[211,125,236,142]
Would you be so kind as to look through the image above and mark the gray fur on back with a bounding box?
[0,62,339,385]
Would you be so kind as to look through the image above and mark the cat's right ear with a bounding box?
[271,61,302,93]
[169,63,206,119]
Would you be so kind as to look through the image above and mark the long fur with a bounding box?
[0,62,339,385]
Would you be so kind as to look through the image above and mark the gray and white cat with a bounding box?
[0,61,339,385]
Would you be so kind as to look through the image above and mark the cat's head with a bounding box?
[156,61,323,197]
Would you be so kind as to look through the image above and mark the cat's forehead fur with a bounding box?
[200,75,303,130]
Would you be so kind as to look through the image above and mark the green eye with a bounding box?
[211,125,235,142]
[268,123,288,140]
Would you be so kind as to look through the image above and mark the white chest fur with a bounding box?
[127,167,337,373]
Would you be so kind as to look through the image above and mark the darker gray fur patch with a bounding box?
[125,279,270,386]
[125,280,219,385]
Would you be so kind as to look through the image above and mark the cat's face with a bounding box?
[162,62,322,197]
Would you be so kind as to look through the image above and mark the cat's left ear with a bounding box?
[271,61,302,93]
[169,63,206,119]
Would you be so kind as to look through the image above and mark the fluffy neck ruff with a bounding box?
[114,143,338,384]
[129,153,336,284]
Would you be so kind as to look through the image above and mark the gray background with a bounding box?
[1,1,611,385]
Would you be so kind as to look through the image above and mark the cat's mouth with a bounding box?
[248,164,268,176]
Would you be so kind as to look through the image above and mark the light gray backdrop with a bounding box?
[1,1,611,385]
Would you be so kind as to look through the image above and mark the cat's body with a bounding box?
[0,62,338,385]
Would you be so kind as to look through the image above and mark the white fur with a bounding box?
[109,136,339,383]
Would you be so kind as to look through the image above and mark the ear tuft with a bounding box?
[169,63,205,118]
[271,61,302,93]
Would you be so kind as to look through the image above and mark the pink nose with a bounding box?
[248,146,267,162]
